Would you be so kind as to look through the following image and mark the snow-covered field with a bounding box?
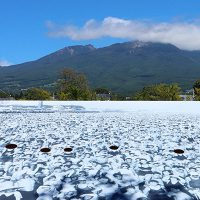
[0,101,200,200]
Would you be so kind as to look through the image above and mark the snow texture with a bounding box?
[0,101,200,199]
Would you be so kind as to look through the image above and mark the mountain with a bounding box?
[1,41,200,95]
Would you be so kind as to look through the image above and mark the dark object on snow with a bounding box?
[40,147,51,153]
[5,144,17,149]
[109,145,119,150]
[64,147,73,152]
[174,149,184,154]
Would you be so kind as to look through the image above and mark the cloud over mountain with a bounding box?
[0,59,13,67]
[47,17,200,50]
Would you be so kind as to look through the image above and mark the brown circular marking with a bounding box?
[5,144,17,149]
[40,148,51,153]
[64,147,73,152]
[109,145,119,150]
[174,149,184,154]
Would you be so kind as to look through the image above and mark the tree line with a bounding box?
[1,68,200,101]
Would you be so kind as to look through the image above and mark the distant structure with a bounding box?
[96,92,111,101]
[38,101,44,109]
[52,93,55,100]
[126,97,131,100]
[0,97,15,100]
[180,89,195,101]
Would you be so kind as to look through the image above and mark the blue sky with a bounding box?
[1,0,200,65]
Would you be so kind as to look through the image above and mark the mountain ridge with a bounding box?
[1,41,200,95]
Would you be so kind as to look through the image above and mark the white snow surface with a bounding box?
[0,101,200,199]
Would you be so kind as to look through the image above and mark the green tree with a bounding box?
[133,83,182,101]
[14,91,24,100]
[193,80,200,100]
[0,90,10,98]
[24,88,51,100]
[57,68,91,100]
[193,80,200,89]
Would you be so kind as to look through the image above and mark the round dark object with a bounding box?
[109,145,119,150]
[5,144,17,149]
[174,149,184,154]
[40,147,51,153]
[64,147,73,152]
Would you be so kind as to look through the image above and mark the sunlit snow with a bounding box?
[0,101,200,200]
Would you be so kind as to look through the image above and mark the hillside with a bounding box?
[1,41,200,95]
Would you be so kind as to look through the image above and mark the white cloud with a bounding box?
[47,17,200,50]
[0,59,13,67]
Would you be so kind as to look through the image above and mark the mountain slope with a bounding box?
[1,41,200,95]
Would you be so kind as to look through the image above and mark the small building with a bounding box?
[126,97,131,100]
[179,95,194,101]
[180,89,195,101]
[96,93,111,100]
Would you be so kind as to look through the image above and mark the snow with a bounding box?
[0,101,200,199]
[0,100,200,114]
